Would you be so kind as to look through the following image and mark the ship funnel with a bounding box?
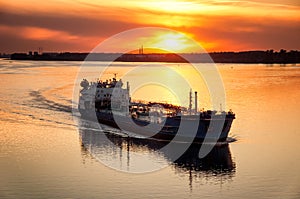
[189,89,192,115]
[126,81,130,91]
[195,91,198,114]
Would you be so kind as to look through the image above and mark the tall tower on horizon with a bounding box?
[138,45,144,54]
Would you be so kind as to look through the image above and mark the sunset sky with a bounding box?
[0,0,299,53]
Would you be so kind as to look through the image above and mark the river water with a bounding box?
[0,59,299,198]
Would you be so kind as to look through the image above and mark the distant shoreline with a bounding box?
[7,50,300,64]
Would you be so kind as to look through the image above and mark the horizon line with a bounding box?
[2,49,300,55]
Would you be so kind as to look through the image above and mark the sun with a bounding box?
[92,28,202,54]
[150,32,195,52]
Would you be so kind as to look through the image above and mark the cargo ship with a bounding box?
[78,76,235,142]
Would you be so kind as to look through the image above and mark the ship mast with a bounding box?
[189,89,192,115]
[194,91,198,114]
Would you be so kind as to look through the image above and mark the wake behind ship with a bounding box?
[78,76,235,143]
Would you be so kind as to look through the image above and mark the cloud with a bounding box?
[180,15,300,51]
[0,10,142,52]
[0,11,139,38]
[0,1,299,53]
[0,25,103,52]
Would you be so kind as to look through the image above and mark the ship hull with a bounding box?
[79,109,234,142]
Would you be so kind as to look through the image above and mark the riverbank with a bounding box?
[9,50,300,63]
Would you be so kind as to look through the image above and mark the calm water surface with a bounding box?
[0,59,299,198]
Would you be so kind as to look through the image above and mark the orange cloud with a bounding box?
[22,27,79,41]
[0,25,79,42]
[0,25,105,52]
[0,0,299,53]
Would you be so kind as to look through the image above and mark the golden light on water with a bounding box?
[131,84,181,106]
[99,63,214,110]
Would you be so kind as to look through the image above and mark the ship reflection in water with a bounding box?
[79,125,236,188]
